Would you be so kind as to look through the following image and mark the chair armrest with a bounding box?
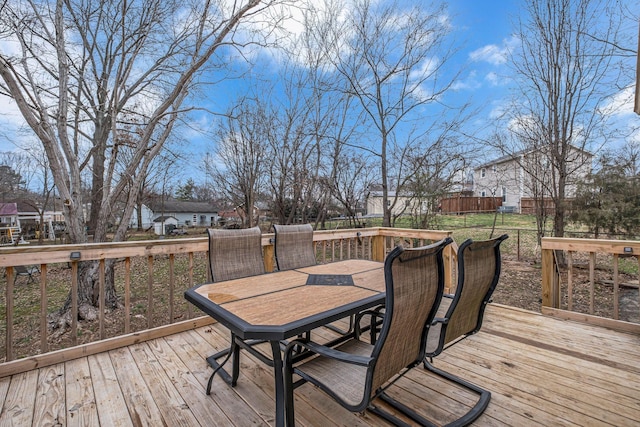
[353,307,384,338]
[431,317,449,326]
[284,339,372,367]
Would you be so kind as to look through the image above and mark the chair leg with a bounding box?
[423,360,491,426]
[369,396,435,427]
[368,361,490,427]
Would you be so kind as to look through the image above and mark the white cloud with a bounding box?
[450,70,481,91]
[599,84,636,117]
[469,36,519,65]
[409,56,439,81]
[470,45,506,65]
[0,98,30,152]
[485,72,499,86]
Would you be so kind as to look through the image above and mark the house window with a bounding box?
[386,200,391,207]
[481,168,486,178]
[481,190,486,197]
[492,165,497,173]
[192,214,197,225]
[502,187,506,202]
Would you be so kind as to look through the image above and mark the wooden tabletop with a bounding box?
[185,259,385,340]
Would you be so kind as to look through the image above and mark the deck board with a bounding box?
[0,304,639,426]
[33,363,65,426]
[65,357,99,427]
[87,352,132,427]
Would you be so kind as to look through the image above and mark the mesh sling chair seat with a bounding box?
[205,226,266,394]
[283,237,453,426]
[422,234,509,426]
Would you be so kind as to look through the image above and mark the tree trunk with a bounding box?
[88,156,105,238]
[52,259,119,331]
[136,188,144,232]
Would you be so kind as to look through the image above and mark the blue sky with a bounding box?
[166,0,640,183]
[1,0,637,183]
[181,1,531,165]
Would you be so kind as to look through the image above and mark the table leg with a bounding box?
[271,340,285,427]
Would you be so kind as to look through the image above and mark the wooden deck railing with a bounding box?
[0,227,452,376]
[541,237,640,333]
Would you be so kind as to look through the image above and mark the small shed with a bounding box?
[153,215,178,236]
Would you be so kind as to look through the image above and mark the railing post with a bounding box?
[541,247,556,308]
[371,234,385,262]
[443,244,454,293]
[264,243,275,272]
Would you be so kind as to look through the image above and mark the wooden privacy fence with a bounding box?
[440,197,502,214]
[520,197,556,215]
[0,227,452,377]
[541,237,640,333]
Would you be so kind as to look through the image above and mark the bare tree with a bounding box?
[325,0,462,227]
[205,97,268,228]
[406,146,465,230]
[0,0,281,320]
[505,0,624,239]
[261,58,327,226]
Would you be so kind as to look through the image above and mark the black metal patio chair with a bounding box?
[204,226,266,394]
[422,234,509,425]
[283,237,453,426]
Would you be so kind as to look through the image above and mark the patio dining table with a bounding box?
[184,259,386,427]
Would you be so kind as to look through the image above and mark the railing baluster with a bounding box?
[6,267,14,361]
[567,251,573,312]
[188,252,194,319]
[71,262,78,346]
[613,254,619,320]
[124,257,131,334]
[589,252,595,315]
[147,255,154,330]
[169,253,175,324]
[40,264,47,353]
[99,259,105,340]
[331,240,335,262]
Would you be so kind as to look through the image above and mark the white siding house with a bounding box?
[130,204,155,230]
[365,186,421,217]
[147,200,219,227]
[473,146,592,212]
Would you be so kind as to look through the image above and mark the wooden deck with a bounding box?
[0,304,638,426]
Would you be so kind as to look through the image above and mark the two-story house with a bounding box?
[473,146,593,213]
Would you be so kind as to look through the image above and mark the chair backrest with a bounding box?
[207,227,265,282]
[369,238,452,393]
[273,224,316,271]
[426,234,508,357]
